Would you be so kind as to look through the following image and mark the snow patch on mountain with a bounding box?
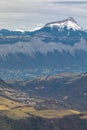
[45,17,82,31]
[14,29,25,32]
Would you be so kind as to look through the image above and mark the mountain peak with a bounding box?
[66,17,77,23]
[45,17,81,31]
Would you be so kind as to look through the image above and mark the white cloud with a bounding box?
[0,38,87,58]
[0,0,87,30]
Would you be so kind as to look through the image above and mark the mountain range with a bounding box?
[0,17,87,80]
[0,17,87,130]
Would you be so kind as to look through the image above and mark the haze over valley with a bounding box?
[0,17,87,130]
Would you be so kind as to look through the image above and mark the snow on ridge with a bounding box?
[45,17,82,31]
[14,29,25,32]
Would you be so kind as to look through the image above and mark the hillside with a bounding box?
[0,112,87,130]
[0,73,87,129]
[8,72,87,111]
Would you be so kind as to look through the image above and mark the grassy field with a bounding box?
[2,107,81,119]
[0,96,86,120]
[28,109,80,119]
[0,96,24,108]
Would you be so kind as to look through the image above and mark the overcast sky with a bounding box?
[0,0,87,30]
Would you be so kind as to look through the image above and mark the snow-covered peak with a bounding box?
[45,17,82,31]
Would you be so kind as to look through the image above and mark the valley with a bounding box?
[7,72,87,111]
[0,71,87,130]
[0,17,87,130]
[0,72,87,130]
[0,18,87,80]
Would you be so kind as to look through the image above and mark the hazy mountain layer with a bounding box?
[0,18,87,79]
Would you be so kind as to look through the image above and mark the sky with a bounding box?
[0,0,87,31]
